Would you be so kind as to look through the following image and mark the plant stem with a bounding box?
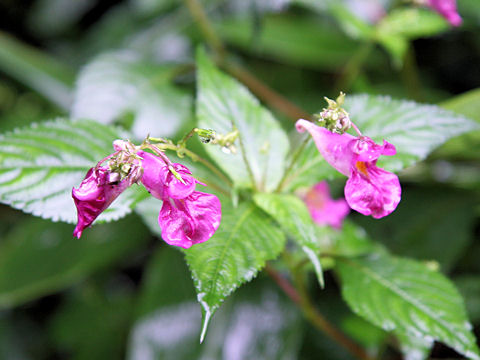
[266,263,374,360]
[183,0,310,122]
[401,45,423,102]
[224,62,312,121]
[275,135,310,192]
[335,41,374,93]
[183,0,226,61]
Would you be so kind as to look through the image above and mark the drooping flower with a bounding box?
[72,166,129,239]
[138,151,221,249]
[425,0,462,26]
[302,181,350,229]
[296,119,401,219]
[72,140,221,248]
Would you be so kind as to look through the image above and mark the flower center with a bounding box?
[355,161,369,177]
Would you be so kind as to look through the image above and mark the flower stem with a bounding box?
[401,45,424,102]
[224,62,312,121]
[335,41,374,93]
[183,0,226,61]
[147,140,233,189]
[275,135,310,192]
[266,263,373,360]
[183,0,310,122]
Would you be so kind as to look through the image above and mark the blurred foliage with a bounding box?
[0,0,479,359]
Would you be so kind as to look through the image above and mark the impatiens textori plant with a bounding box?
[2,0,480,358]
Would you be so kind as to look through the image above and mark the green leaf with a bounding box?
[71,51,191,139]
[332,221,378,257]
[433,89,480,160]
[253,193,324,287]
[27,0,95,37]
[344,94,480,172]
[376,8,448,63]
[354,186,476,271]
[395,331,433,360]
[0,32,75,109]
[377,8,449,40]
[441,88,480,123]
[184,200,286,341]
[49,285,134,360]
[196,48,290,192]
[327,3,376,40]
[455,275,480,324]
[0,118,148,223]
[0,215,149,308]
[336,252,480,359]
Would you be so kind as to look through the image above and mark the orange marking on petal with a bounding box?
[355,161,369,177]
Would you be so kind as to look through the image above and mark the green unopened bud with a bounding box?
[195,128,216,144]
[336,92,346,106]
[315,92,351,134]
[324,97,338,109]
[204,128,239,154]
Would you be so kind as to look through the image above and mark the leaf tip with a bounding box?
[199,308,212,344]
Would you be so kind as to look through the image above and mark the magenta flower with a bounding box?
[138,151,221,249]
[72,166,129,238]
[426,0,462,26]
[302,181,350,229]
[296,119,401,219]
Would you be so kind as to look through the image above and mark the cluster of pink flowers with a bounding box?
[73,96,401,242]
[72,141,221,249]
[296,119,401,221]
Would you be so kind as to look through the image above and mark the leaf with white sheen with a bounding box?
[396,331,433,360]
[184,200,286,342]
[71,50,191,139]
[344,94,480,172]
[196,48,290,192]
[0,118,148,223]
[254,193,324,287]
[336,253,480,360]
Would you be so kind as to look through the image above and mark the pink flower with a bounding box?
[302,181,350,229]
[72,166,129,238]
[138,151,221,249]
[296,119,401,219]
[426,0,462,26]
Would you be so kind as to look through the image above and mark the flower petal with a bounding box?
[165,163,198,199]
[296,119,355,176]
[138,151,169,200]
[158,191,221,248]
[72,167,128,238]
[352,137,396,162]
[304,181,349,229]
[344,164,401,219]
